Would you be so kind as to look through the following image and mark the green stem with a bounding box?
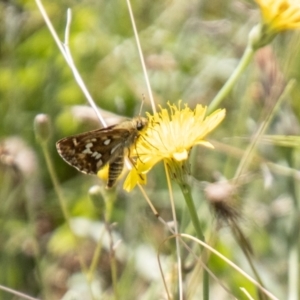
[288,242,298,300]
[230,220,267,300]
[88,229,105,280]
[234,80,294,180]
[41,144,71,222]
[41,143,95,299]
[87,187,119,299]
[179,184,204,240]
[178,183,209,300]
[110,241,119,300]
[208,45,254,114]
[103,192,119,300]
[287,149,300,300]
[23,182,46,296]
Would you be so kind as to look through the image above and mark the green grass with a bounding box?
[0,0,300,299]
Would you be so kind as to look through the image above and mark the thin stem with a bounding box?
[234,79,294,180]
[230,220,267,300]
[41,144,71,224]
[0,285,40,300]
[208,45,254,114]
[177,183,209,300]
[178,184,204,242]
[34,1,106,126]
[288,243,299,300]
[88,228,105,279]
[62,9,107,127]
[125,0,156,114]
[109,229,119,300]
[23,186,46,296]
[287,148,300,300]
[240,287,255,300]
[105,192,119,300]
[87,189,119,299]
[179,233,279,300]
[164,161,183,300]
[40,142,95,299]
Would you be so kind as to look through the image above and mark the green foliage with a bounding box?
[0,0,300,299]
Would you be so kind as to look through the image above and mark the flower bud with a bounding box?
[34,114,52,143]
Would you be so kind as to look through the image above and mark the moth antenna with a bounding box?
[138,94,145,116]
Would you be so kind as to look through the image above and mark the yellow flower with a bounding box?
[124,102,226,191]
[256,0,300,32]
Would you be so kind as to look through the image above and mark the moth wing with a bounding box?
[56,127,131,174]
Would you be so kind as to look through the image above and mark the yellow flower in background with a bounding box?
[256,0,300,32]
[249,0,300,49]
[124,102,226,191]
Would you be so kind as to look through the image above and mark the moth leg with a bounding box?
[135,142,145,164]
[130,137,147,165]
[127,156,146,183]
[138,131,159,153]
[106,155,124,188]
[127,146,142,168]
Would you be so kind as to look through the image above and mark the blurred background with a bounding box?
[1,0,300,299]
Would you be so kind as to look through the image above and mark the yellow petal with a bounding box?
[196,141,214,148]
[173,150,188,161]
[123,168,147,192]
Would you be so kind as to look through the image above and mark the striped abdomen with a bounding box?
[107,155,124,188]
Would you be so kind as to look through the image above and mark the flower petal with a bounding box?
[173,150,188,161]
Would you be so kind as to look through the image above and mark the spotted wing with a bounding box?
[56,126,131,175]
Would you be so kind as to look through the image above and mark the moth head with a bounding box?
[135,117,148,131]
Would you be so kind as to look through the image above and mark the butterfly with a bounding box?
[56,116,148,188]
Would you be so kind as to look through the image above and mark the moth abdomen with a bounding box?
[107,155,124,188]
